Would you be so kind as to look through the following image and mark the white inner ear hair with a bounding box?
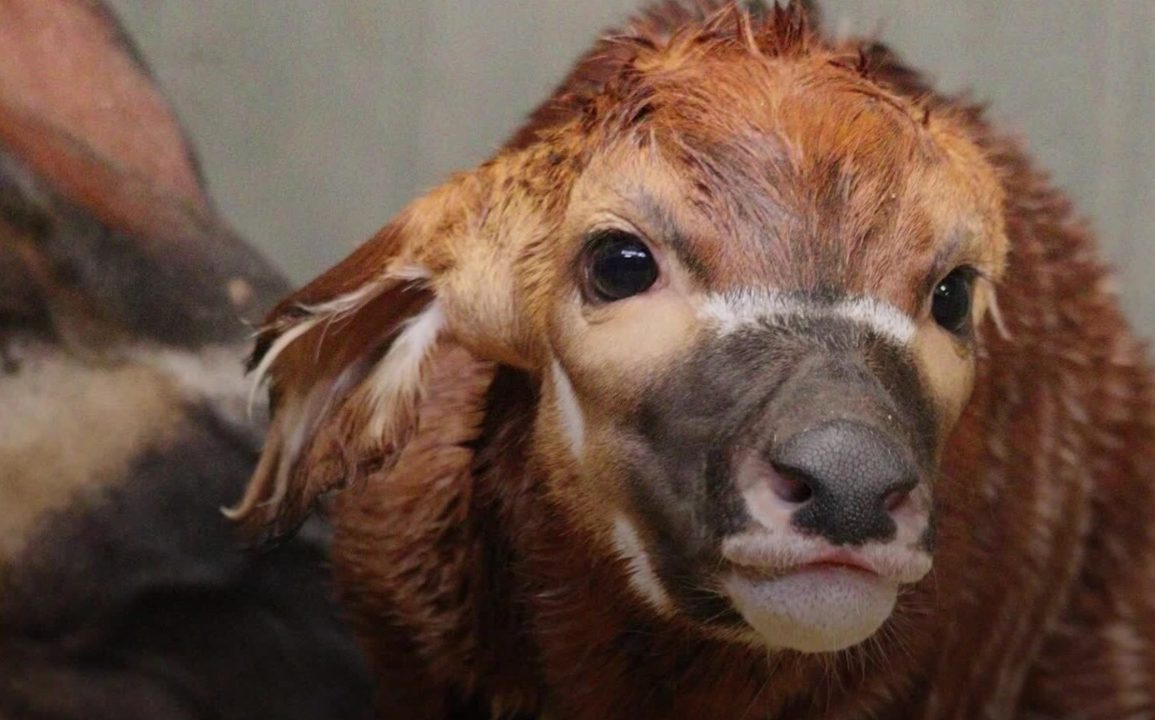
[363,298,446,442]
[700,290,917,345]
[246,264,433,415]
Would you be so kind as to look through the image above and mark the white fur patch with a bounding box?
[550,360,584,457]
[700,290,916,345]
[363,299,445,442]
[612,515,674,613]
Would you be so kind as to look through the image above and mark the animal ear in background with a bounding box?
[0,0,208,210]
[0,0,289,353]
[227,193,494,539]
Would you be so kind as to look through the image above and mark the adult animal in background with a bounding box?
[0,2,373,718]
[234,2,1155,718]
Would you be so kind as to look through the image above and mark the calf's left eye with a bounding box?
[931,267,976,334]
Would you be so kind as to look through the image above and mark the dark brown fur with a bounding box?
[0,2,373,717]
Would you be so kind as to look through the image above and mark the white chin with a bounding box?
[722,567,898,653]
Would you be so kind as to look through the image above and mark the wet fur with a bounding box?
[237,2,1155,718]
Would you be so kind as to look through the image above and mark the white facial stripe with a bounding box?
[700,290,916,346]
[837,297,918,345]
[612,515,674,613]
[550,360,585,457]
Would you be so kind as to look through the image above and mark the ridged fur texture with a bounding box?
[239,2,1155,718]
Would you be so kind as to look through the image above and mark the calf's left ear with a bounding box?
[227,175,512,538]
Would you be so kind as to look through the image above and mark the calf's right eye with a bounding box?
[584,230,659,302]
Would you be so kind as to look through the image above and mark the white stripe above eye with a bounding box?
[700,289,917,345]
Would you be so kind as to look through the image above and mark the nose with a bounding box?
[770,421,917,546]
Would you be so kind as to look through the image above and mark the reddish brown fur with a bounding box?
[237,3,1155,718]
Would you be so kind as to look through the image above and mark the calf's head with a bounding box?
[235,5,1008,655]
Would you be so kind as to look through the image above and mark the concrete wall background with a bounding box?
[107,1,1155,334]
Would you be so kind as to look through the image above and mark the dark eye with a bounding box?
[584,230,659,302]
[931,267,975,334]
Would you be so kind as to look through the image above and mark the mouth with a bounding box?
[721,532,932,584]
[717,534,931,653]
[788,549,879,576]
[727,549,881,589]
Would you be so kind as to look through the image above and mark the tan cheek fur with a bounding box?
[542,283,701,531]
[913,323,976,431]
[548,145,711,397]
[916,271,1009,437]
[540,154,711,528]
[904,120,1007,435]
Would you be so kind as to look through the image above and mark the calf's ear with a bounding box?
[227,176,503,538]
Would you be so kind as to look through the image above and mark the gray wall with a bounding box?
[108,1,1155,335]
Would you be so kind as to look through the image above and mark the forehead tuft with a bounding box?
[512,4,1005,312]
[591,5,921,143]
[564,16,1000,306]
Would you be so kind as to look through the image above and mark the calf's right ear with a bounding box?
[227,176,503,538]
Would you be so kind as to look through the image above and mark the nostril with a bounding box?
[877,478,914,513]
[882,483,915,513]
[769,465,814,504]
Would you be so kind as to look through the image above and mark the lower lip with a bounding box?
[723,566,898,653]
